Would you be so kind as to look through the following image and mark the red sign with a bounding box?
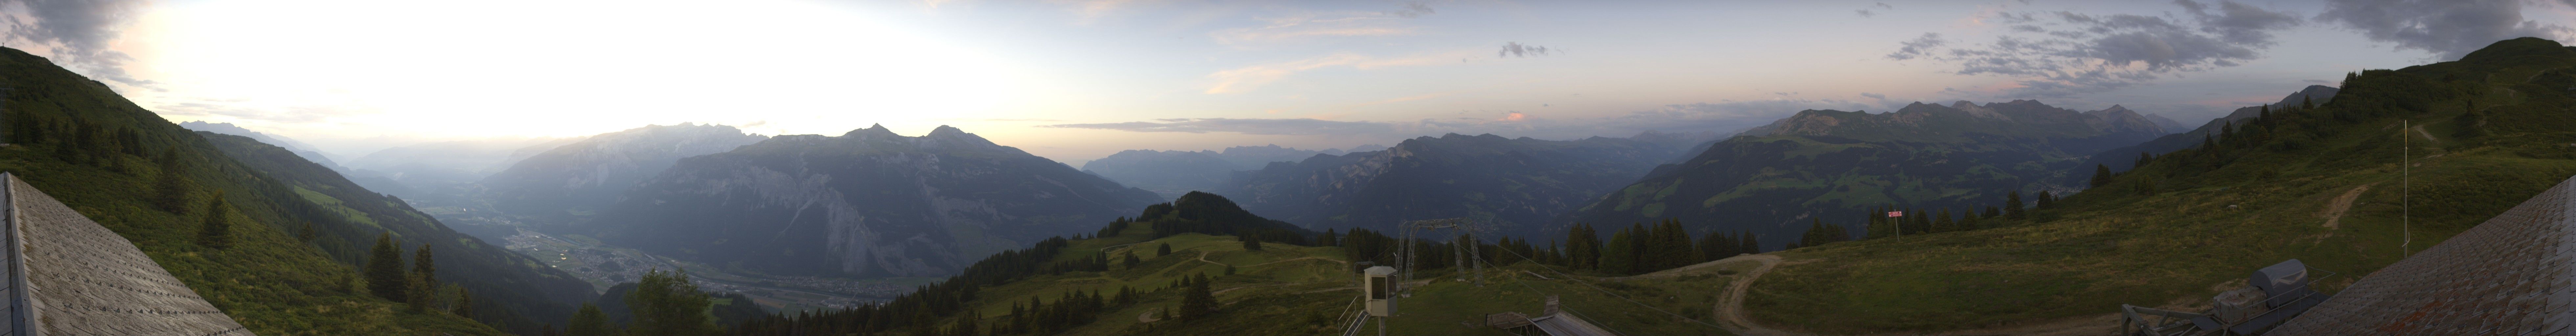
[1887,211,1904,217]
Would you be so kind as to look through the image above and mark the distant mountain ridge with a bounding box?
[1080,144,1373,198]
[1571,99,2167,250]
[587,124,1163,277]
[478,123,769,225]
[1217,133,1692,237]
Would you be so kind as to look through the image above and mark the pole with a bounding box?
[2403,120,2410,259]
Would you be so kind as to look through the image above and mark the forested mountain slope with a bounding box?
[0,46,558,335]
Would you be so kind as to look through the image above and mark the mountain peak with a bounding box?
[929,125,966,137]
[844,124,899,138]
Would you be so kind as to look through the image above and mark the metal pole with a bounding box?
[2403,120,2410,259]
[1377,315,1387,336]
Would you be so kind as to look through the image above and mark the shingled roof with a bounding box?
[2266,174,2576,335]
[0,173,253,335]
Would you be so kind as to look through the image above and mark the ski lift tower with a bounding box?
[1395,218,1488,295]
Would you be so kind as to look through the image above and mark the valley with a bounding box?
[497,227,925,312]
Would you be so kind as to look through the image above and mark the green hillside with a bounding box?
[0,46,571,335]
[1737,37,2576,334]
[731,192,1750,336]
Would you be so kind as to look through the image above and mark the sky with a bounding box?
[0,0,2569,165]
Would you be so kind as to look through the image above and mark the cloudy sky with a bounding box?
[5,0,2570,164]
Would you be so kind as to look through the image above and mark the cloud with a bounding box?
[1893,0,2302,97]
[0,0,153,87]
[1859,92,1888,100]
[1387,2,1435,18]
[1887,33,1945,60]
[2317,0,2573,60]
[1856,2,1893,17]
[1042,118,1395,135]
[1203,52,1452,94]
[1498,42,1554,57]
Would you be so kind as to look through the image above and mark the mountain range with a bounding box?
[477,123,769,226]
[583,124,1163,277]
[1216,133,1697,237]
[1567,99,2169,250]
[1079,144,1369,198]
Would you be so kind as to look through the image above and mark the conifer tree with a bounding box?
[366,233,407,301]
[1157,242,1172,256]
[1178,274,1215,321]
[1599,225,1638,274]
[1699,231,1732,259]
[1982,206,2000,219]
[1960,213,1982,230]
[2036,191,2057,209]
[2135,152,2153,168]
[1239,233,1262,251]
[1121,250,1140,270]
[2005,191,2026,220]
[414,244,437,282]
[452,288,474,318]
[2091,164,2114,188]
[1655,219,1698,269]
[1565,223,1600,270]
[197,191,232,249]
[629,268,718,335]
[296,221,317,242]
[1933,208,1956,233]
[567,303,612,336]
[1739,232,1760,254]
[1319,229,1338,247]
[153,149,194,213]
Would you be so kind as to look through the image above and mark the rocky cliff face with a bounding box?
[589,125,1162,277]
[480,123,769,224]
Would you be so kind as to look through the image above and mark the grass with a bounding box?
[1737,45,2576,334]
[932,223,1745,336]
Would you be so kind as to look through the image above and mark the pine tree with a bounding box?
[2302,95,2314,110]
[197,191,232,249]
[296,221,317,242]
[2036,191,2057,209]
[568,303,613,336]
[153,149,194,213]
[1178,274,1216,321]
[366,233,407,301]
[1239,234,1262,251]
[413,244,437,282]
[1699,231,1732,260]
[1319,229,1338,246]
[1599,225,1638,275]
[1157,242,1172,256]
[629,268,718,335]
[1565,223,1600,270]
[407,274,434,312]
[1739,232,1760,254]
[2091,164,2114,188]
[1933,208,1956,233]
[1655,219,1698,269]
[2005,191,2026,220]
[1982,206,2000,219]
[452,288,474,318]
[2135,152,2153,168]
[1120,250,1140,270]
[1223,264,1236,276]
[1960,213,1982,231]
